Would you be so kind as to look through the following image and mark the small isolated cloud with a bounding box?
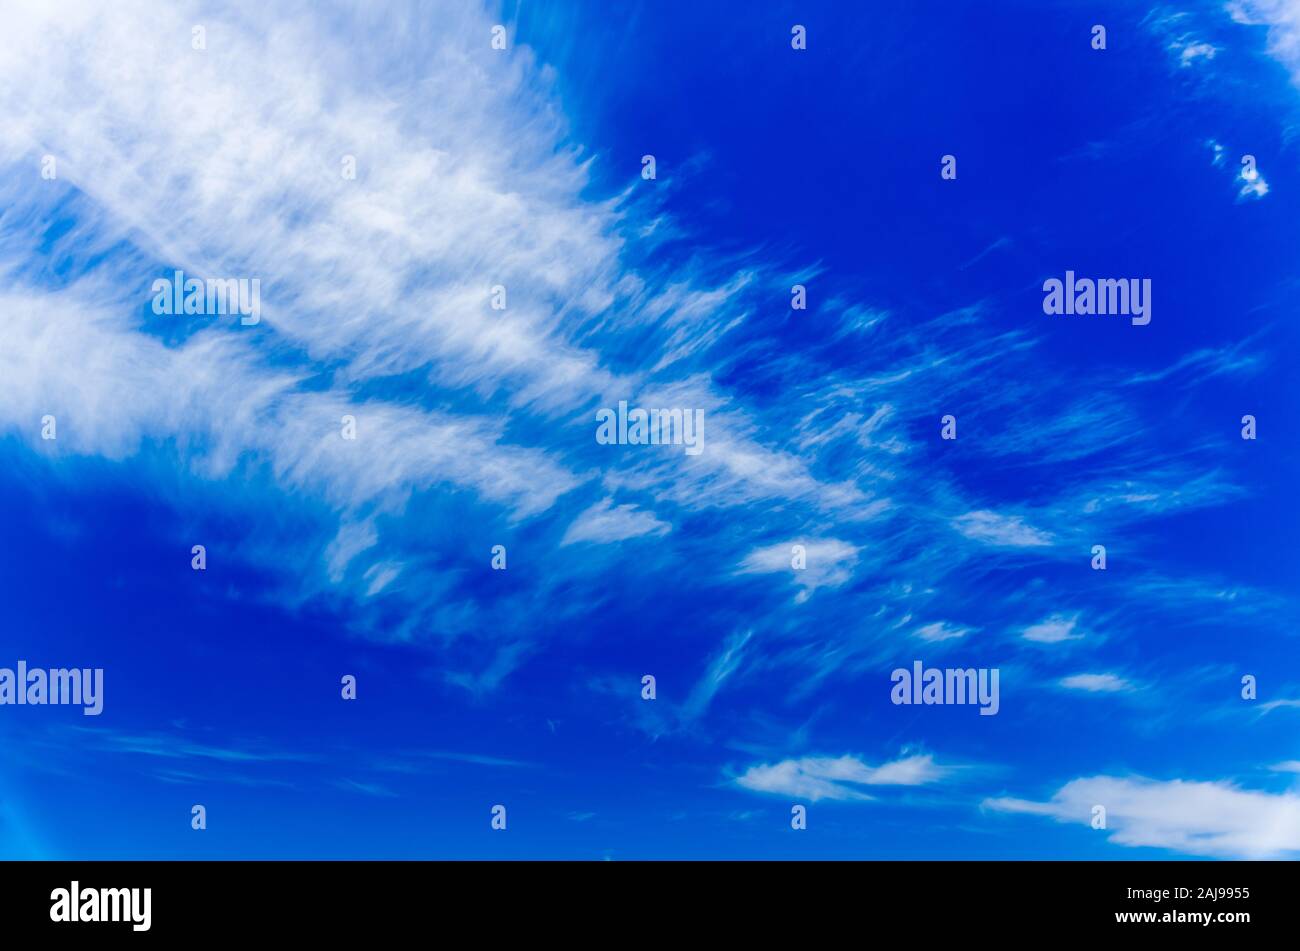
[913,621,974,642]
[560,498,670,546]
[736,538,860,602]
[1269,761,1300,773]
[984,775,1300,858]
[1238,163,1269,200]
[1021,613,1084,644]
[1206,139,1269,201]
[736,752,950,801]
[1173,38,1219,66]
[1060,672,1132,693]
[1146,11,1221,70]
[953,510,1053,548]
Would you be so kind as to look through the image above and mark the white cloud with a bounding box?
[1228,1,1300,86]
[363,562,403,597]
[1060,672,1132,693]
[0,1,623,405]
[683,629,754,722]
[953,510,1053,548]
[0,281,579,521]
[1205,139,1268,201]
[1269,760,1300,773]
[913,621,973,642]
[1173,39,1219,66]
[1020,614,1084,644]
[736,752,950,801]
[736,539,860,602]
[0,0,905,649]
[985,775,1300,858]
[1238,163,1270,200]
[0,0,892,646]
[0,0,1281,719]
[1257,698,1300,715]
[560,499,669,546]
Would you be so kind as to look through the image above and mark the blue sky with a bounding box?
[1,0,1299,859]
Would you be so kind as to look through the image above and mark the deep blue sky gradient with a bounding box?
[1,0,1298,859]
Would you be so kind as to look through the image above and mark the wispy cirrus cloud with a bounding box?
[1257,698,1300,715]
[560,498,670,546]
[913,621,974,643]
[0,0,907,669]
[736,752,952,802]
[334,779,399,799]
[0,3,1296,869]
[1059,673,1134,693]
[952,510,1053,548]
[1020,614,1085,644]
[65,727,316,765]
[1,0,1280,712]
[682,629,755,723]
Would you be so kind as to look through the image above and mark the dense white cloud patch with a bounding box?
[986,775,1300,858]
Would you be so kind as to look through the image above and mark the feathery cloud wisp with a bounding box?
[736,753,951,801]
